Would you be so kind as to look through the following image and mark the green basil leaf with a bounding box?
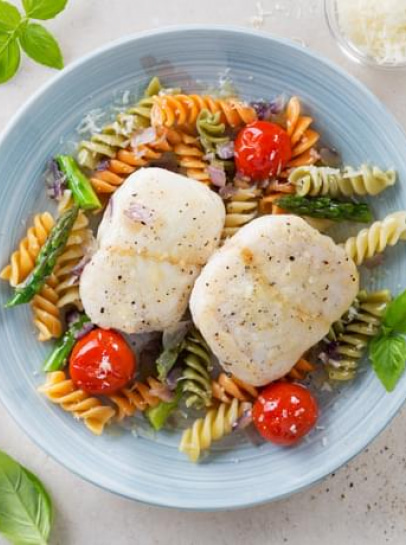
[0,0,21,32]
[370,334,406,392]
[0,450,53,545]
[0,34,20,83]
[22,0,67,20]
[19,23,63,69]
[383,288,406,334]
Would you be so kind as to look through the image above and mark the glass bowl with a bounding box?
[324,0,406,70]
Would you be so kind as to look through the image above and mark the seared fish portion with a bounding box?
[80,168,225,333]
[190,215,359,386]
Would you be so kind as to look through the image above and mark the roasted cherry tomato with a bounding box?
[69,329,136,395]
[234,120,292,180]
[252,382,318,446]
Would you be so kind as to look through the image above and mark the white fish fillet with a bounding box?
[80,168,225,333]
[190,215,359,386]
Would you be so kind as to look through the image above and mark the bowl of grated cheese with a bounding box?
[325,0,406,69]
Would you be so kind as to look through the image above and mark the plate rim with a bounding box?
[1,24,406,511]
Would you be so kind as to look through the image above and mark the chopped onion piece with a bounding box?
[149,383,175,402]
[208,164,227,187]
[219,184,238,199]
[216,141,235,160]
[131,127,157,149]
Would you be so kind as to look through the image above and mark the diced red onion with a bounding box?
[208,164,227,187]
[65,311,95,339]
[319,147,341,168]
[46,159,67,201]
[166,366,183,390]
[75,321,95,340]
[65,309,81,327]
[149,383,175,402]
[232,407,253,431]
[163,321,191,351]
[131,127,157,149]
[71,255,92,279]
[124,202,154,225]
[219,184,238,199]
[216,141,234,160]
[250,95,287,120]
[95,158,111,172]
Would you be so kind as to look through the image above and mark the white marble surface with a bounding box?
[1,1,406,544]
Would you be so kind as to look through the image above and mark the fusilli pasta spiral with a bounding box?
[285,97,320,169]
[54,211,93,309]
[168,129,211,185]
[108,377,161,420]
[342,211,406,266]
[289,165,397,198]
[181,328,213,409]
[90,129,172,194]
[196,109,229,151]
[222,187,261,240]
[151,95,257,129]
[287,358,315,381]
[38,371,116,435]
[31,273,63,341]
[212,373,258,404]
[323,290,391,381]
[179,398,252,462]
[0,212,55,287]
[77,77,161,170]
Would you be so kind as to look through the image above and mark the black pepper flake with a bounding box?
[322,297,328,302]
[100,307,105,314]
[117,275,122,280]
[289,256,295,261]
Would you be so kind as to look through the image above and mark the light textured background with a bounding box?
[1,1,406,544]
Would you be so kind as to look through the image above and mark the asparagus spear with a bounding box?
[56,155,101,211]
[43,314,91,372]
[275,195,373,223]
[5,206,79,308]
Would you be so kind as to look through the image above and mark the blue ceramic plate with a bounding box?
[1,26,405,510]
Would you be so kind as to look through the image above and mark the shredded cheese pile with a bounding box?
[337,0,406,64]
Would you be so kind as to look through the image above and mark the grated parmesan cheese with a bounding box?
[337,0,406,65]
[76,109,105,135]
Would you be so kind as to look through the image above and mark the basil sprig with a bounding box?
[0,450,53,544]
[369,289,406,392]
[0,0,67,84]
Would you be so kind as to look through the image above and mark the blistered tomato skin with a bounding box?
[252,382,318,446]
[69,328,136,395]
[234,121,292,181]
